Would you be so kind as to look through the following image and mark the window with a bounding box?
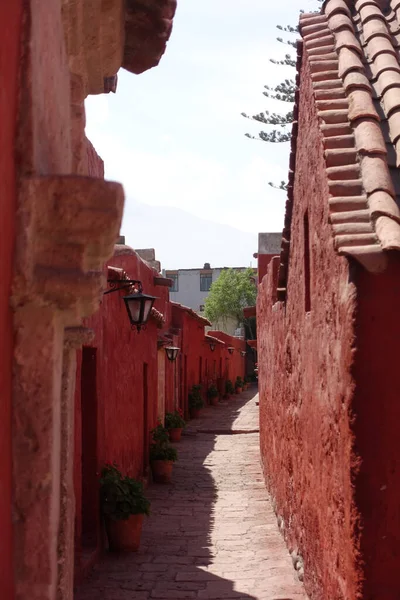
[200,273,212,292]
[199,304,205,312]
[304,211,311,312]
[169,274,178,292]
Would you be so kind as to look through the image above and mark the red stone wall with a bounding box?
[352,254,400,600]
[257,57,359,599]
[86,139,104,177]
[0,5,22,599]
[257,253,278,284]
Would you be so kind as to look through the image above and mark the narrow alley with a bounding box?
[75,388,307,600]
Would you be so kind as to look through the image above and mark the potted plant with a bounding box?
[188,384,204,418]
[225,379,234,399]
[100,462,150,552]
[165,409,186,442]
[235,376,244,394]
[243,376,250,391]
[207,384,219,406]
[149,423,178,483]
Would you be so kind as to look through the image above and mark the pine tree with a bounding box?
[241,1,323,191]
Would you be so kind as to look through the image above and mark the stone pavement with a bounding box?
[75,386,307,600]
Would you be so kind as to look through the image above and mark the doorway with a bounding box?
[143,363,149,476]
[80,347,99,551]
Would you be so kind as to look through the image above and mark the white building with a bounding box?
[163,263,249,336]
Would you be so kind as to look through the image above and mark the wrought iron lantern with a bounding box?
[165,346,180,362]
[209,343,216,352]
[241,350,246,357]
[104,279,156,332]
[228,347,235,355]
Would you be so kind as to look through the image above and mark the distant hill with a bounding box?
[122,200,260,270]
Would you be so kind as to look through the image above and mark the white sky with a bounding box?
[85,0,320,269]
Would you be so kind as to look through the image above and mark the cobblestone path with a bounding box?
[75,387,307,600]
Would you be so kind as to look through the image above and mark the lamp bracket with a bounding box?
[104,279,143,295]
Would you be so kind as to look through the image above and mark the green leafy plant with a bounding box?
[225,379,234,395]
[149,423,178,462]
[100,462,150,521]
[188,384,204,410]
[204,268,257,331]
[207,385,219,399]
[235,376,244,389]
[165,409,186,429]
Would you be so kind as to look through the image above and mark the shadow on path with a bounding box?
[75,385,307,600]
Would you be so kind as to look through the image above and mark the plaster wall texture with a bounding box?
[258,232,282,255]
[257,56,359,600]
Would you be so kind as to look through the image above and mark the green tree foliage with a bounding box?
[204,268,257,328]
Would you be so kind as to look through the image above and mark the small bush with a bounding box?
[100,463,150,520]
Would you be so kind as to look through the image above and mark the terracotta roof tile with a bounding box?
[338,47,365,77]
[329,13,354,31]
[325,0,352,18]
[323,134,355,149]
[300,1,400,271]
[325,148,358,166]
[343,71,372,92]
[330,208,371,222]
[353,119,387,153]
[329,195,369,211]
[335,28,364,53]
[304,34,335,49]
[376,214,400,248]
[348,89,380,120]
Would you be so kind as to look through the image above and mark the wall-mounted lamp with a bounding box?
[228,347,234,355]
[241,351,246,357]
[104,279,156,332]
[165,346,180,362]
[209,343,216,352]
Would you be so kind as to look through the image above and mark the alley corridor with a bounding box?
[75,388,307,600]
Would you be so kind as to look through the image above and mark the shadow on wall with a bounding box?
[74,390,259,600]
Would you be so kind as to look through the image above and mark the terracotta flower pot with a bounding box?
[190,408,201,419]
[105,514,144,552]
[235,387,242,394]
[151,459,173,484]
[210,396,219,406]
[168,428,182,443]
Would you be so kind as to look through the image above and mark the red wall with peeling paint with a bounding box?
[0,5,22,599]
[257,57,359,600]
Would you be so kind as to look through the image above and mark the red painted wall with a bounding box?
[172,306,207,416]
[257,253,278,284]
[257,57,359,599]
[208,331,246,387]
[352,254,400,600]
[0,4,22,599]
[74,246,171,576]
[171,309,246,417]
[86,138,104,177]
